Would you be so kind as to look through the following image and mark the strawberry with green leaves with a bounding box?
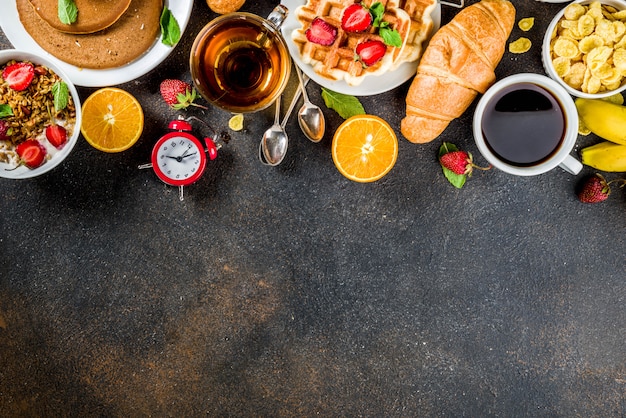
[438,142,490,188]
[159,79,207,110]
[342,2,402,46]
[577,173,626,203]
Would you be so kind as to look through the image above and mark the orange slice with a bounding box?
[81,87,144,153]
[331,115,398,183]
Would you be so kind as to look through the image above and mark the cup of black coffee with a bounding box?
[473,73,582,176]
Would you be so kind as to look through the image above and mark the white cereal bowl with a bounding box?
[0,49,82,179]
[542,0,626,99]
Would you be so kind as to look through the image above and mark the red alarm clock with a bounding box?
[140,118,220,200]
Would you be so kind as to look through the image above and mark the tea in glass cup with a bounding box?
[190,6,291,113]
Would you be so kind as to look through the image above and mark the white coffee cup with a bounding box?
[473,73,582,176]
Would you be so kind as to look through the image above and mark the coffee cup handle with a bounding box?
[559,154,583,175]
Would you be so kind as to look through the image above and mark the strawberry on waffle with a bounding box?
[291,0,436,86]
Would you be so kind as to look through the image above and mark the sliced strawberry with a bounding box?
[2,62,35,91]
[305,18,338,46]
[355,39,387,67]
[342,4,372,32]
[0,120,11,141]
[15,139,47,168]
[45,124,68,149]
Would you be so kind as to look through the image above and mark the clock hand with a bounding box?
[165,151,197,163]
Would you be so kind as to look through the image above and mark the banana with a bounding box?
[580,141,626,172]
[575,98,626,145]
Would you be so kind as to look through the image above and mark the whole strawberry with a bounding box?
[439,150,490,176]
[159,79,207,110]
[577,173,626,203]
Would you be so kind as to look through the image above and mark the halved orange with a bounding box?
[331,115,398,183]
[81,87,144,152]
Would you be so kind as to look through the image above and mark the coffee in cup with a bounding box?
[473,73,582,176]
[190,5,292,113]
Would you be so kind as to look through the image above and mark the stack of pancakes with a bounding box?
[291,0,437,86]
[17,0,164,69]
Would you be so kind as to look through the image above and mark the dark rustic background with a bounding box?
[1,0,625,416]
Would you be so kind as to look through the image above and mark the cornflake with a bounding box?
[518,17,534,31]
[509,37,531,54]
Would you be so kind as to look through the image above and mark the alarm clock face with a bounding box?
[151,132,207,186]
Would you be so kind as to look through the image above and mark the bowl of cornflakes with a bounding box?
[0,49,81,179]
[543,0,626,98]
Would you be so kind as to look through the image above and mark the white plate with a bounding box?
[281,0,440,95]
[0,0,193,87]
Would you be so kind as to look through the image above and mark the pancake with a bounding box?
[17,0,163,69]
[28,0,133,34]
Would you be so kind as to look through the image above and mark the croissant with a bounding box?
[401,0,516,143]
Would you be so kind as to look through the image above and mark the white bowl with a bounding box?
[0,49,81,179]
[542,0,626,98]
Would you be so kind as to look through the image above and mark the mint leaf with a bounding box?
[0,104,13,118]
[438,142,466,189]
[380,27,402,48]
[160,7,181,47]
[321,88,366,119]
[58,0,78,25]
[368,2,403,47]
[52,81,69,112]
[369,2,384,27]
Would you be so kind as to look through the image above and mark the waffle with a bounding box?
[291,0,437,86]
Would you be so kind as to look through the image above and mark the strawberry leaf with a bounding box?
[58,0,78,25]
[160,7,181,47]
[321,88,365,119]
[439,142,466,189]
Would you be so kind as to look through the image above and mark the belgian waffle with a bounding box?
[291,0,437,85]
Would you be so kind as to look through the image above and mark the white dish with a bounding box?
[281,0,441,96]
[0,50,82,179]
[0,0,193,87]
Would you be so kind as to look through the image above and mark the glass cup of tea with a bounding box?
[190,5,292,114]
[473,73,582,176]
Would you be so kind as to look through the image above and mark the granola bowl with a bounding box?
[0,49,81,179]
[542,0,626,98]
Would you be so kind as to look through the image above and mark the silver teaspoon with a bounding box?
[294,65,325,143]
[260,96,288,166]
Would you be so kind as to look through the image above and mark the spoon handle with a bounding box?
[294,64,310,103]
[281,72,310,129]
[274,94,281,124]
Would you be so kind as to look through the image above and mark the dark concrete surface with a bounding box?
[1,0,625,416]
